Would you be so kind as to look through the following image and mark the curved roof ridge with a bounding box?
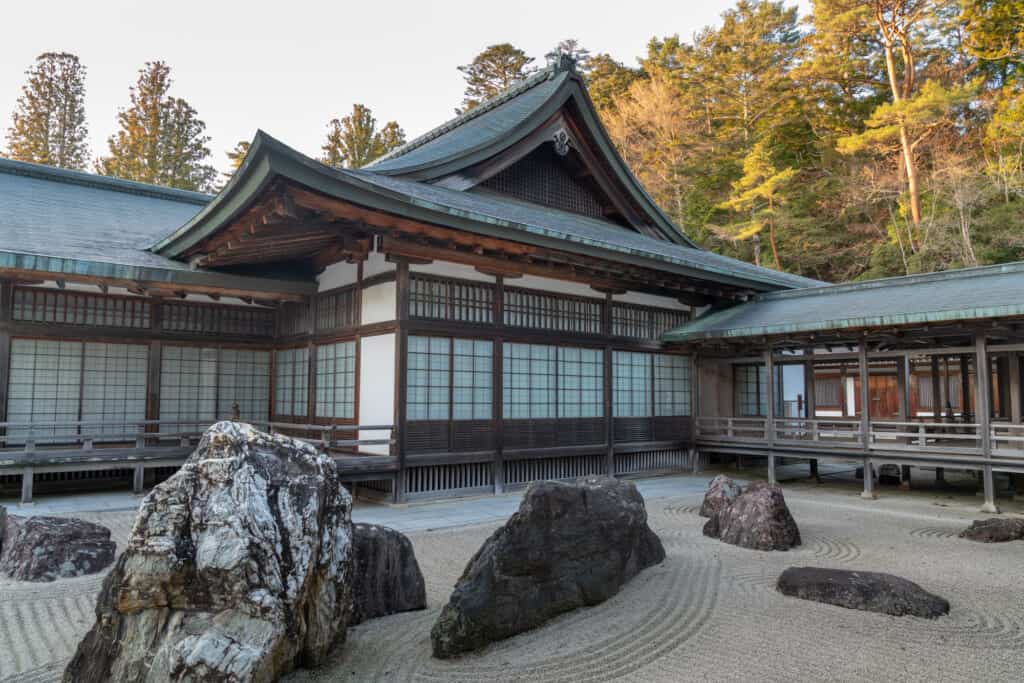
[368,66,561,167]
[0,156,211,205]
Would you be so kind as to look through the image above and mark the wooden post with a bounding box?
[0,280,14,435]
[897,354,912,489]
[859,344,875,499]
[976,331,999,513]
[1010,353,1022,424]
[493,275,505,494]
[394,259,410,504]
[133,463,145,495]
[931,355,945,486]
[690,353,701,474]
[20,466,33,506]
[805,355,819,482]
[603,293,615,478]
[764,349,776,486]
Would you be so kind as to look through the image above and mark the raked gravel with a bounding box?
[1,487,1022,682]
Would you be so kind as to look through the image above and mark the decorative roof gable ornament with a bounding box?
[552,127,572,157]
[552,53,577,74]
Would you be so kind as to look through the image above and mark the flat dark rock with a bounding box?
[351,523,427,625]
[777,567,950,618]
[431,475,664,659]
[959,517,1024,543]
[0,515,115,582]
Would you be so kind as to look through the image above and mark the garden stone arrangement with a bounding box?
[776,567,950,618]
[701,478,801,551]
[63,422,357,683]
[431,475,665,658]
[959,517,1024,543]
[0,514,116,582]
[351,522,427,625]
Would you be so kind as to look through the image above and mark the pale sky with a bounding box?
[1,0,811,175]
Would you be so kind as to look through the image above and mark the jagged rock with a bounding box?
[777,567,950,618]
[431,475,664,659]
[959,517,1024,543]
[705,480,801,551]
[64,421,354,683]
[0,515,116,582]
[351,523,427,625]
[699,474,742,518]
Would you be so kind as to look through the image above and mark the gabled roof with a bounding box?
[153,132,821,292]
[366,56,696,246]
[0,156,313,297]
[662,262,1024,343]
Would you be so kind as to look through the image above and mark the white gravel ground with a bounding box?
[2,478,1023,682]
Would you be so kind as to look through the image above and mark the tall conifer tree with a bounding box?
[5,52,89,170]
[457,44,536,112]
[321,104,405,169]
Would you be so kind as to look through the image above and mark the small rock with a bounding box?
[699,474,742,518]
[777,567,950,618]
[431,476,664,659]
[0,515,115,582]
[706,480,801,551]
[959,518,1024,543]
[351,523,427,625]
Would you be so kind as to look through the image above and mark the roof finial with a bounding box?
[553,52,576,73]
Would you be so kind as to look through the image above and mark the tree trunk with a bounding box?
[880,23,922,231]
[768,196,781,269]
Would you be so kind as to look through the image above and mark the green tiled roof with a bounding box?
[662,262,1024,342]
[0,157,313,296]
[156,131,821,292]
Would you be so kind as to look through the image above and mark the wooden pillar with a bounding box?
[493,276,505,494]
[859,344,875,499]
[394,259,410,504]
[133,463,146,495]
[603,293,615,478]
[897,354,912,489]
[805,355,819,481]
[975,331,999,513]
[1010,353,1022,424]
[931,355,945,486]
[0,280,14,435]
[20,466,33,506]
[764,349,776,486]
[690,353,701,473]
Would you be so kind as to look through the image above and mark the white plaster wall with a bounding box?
[410,260,496,283]
[316,260,359,291]
[362,250,395,278]
[361,281,396,324]
[511,274,603,299]
[358,333,395,455]
[613,290,689,311]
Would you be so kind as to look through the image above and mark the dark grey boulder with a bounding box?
[705,480,801,551]
[0,515,116,582]
[699,474,742,518]
[431,475,664,659]
[777,567,950,618]
[351,523,427,625]
[959,517,1024,543]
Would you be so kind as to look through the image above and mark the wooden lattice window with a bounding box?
[160,346,270,430]
[162,301,275,337]
[13,287,150,329]
[654,354,691,416]
[612,303,689,341]
[613,351,653,418]
[503,288,602,334]
[478,145,607,219]
[409,275,494,324]
[316,341,356,419]
[316,287,358,331]
[275,347,310,418]
[277,302,312,337]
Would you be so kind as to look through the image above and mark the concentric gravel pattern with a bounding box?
[3,493,1024,682]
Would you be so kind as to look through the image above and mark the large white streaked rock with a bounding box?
[64,421,355,682]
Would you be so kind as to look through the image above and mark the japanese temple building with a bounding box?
[1,56,1022,509]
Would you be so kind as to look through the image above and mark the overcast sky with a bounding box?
[1,0,811,174]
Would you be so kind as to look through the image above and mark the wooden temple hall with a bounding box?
[1,56,1023,509]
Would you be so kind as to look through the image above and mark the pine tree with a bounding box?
[717,140,796,269]
[97,61,216,192]
[322,104,405,169]
[585,54,644,112]
[226,140,250,172]
[5,52,89,170]
[546,39,591,70]
[457,44,536,112]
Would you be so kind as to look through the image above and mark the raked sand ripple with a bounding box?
[1,492,1023,682]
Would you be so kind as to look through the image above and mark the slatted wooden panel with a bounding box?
[405,461,493,497]
[653,416,692,441]
[504,418,605,449]
[277,301,312,337]
[611,303,689,341]
[315,286,358,331]
[479,145,607,218]
[406,421,450,453]
[503,287,602,334]
[163,301,275,337]
[409,274,494,323]
[614,417,655,443]
[406,420,494,453]
[504,453,607,486]
[13,287,151,328]
[613,448,690,475]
